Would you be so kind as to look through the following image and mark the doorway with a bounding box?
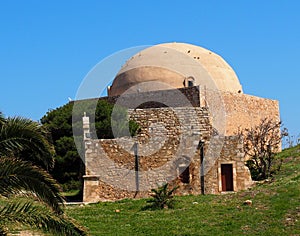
[221,164,234,191]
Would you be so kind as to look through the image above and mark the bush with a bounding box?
[146,183,178,210]
[241,118,286,180]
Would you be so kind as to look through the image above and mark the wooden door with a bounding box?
[221,164,233,191]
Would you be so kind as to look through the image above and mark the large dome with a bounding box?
[108,42,243,96]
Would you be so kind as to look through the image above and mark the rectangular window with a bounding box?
[179,165,190,184]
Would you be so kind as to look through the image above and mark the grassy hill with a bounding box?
[67,146,300,236]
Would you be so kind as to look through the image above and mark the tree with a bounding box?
[41,102,83,193]
[0,113,86,235]
[242,118,288,180]
[0,116,54,170]
[41,100,139,193]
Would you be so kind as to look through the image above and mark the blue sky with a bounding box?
[0,1,299,137]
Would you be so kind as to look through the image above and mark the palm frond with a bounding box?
[0,199,86,236]
[0,226,7,236]
[0,117,54,170]
[0,158,64,214]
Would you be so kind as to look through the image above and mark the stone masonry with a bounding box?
[82,86,279,202]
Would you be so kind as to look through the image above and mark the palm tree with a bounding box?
[0,116,54,170]
[0,113,86,235]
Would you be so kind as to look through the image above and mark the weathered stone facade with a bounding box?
[204,136,253,194]
[80,85,201,109]
[81,85,275,202]
[199,87,280,136]
[83,106,211,202]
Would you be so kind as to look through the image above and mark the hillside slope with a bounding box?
[67,146,300,235]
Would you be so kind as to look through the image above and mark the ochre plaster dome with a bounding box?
[109,42,242,96]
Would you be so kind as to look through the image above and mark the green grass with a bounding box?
[67,146,300,236]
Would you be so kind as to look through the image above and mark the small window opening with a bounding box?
[179,165,190,184]
[188,80,194,87]
[184,76,195,88]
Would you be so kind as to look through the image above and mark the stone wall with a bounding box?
[83,106,253,202]
[223,92,280,135]
[82,86,278,202]
[77,86,279,137]
[78,85,201,109]
[83,107,211,202]
[201,87,280,135]
[204,136,253,194]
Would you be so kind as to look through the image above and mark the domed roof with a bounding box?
[109,42,243,96]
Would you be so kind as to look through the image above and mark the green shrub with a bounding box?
[146,183,178,210]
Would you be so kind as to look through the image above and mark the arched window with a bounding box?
[184,76,195,87]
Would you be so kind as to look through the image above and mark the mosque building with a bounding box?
[81,42,280,202]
